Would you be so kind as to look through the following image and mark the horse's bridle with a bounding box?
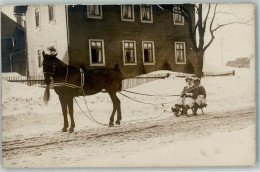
[43,59,56,76]
[44,61,84,92]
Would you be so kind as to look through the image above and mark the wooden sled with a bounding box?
[171,103,207,117]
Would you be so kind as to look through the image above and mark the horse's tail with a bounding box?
[43,85,50,104]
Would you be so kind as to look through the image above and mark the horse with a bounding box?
[42,51,123,133]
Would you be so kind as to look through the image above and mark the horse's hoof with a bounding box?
[115,121,120,125]
[69,128,74,133]
[61,128,67,132]
[109,123,114,127]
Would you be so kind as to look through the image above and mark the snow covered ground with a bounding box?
[1,67,256,167]
[117,125,255,167]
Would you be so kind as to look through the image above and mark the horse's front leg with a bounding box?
[68,97,75,133]
[59,96,68,132]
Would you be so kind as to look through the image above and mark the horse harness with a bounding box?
[52,66,85,93]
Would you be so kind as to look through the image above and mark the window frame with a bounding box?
[173,6,185,25]
[89,39,106,66]
[140,5,153,23]
[48,5,55,23]
[34,6,41,29]
[87,5,103,19]
[122,40,137,66]
[175,42,186,64]
[37,48,42,68]
[142,41,155,65]
[121,5,135,22]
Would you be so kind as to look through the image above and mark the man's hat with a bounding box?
[48,46,58,55]
[185,76,193,81]
[194,77,201,82]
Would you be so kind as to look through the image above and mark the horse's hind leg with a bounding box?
[67,97,75,133]
[108,92,117,127]
[115,95,121,125]
[59,96,68,132]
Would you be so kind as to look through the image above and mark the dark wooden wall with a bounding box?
[68,4,196,78]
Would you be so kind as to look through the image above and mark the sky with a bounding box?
[1,3,255,71]
[202,3,255,71]
[1,5,16,21]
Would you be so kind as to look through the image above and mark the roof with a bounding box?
[14,6,27,15]
[1,12,16,37]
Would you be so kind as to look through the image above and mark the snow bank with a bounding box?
[1,72,22,77]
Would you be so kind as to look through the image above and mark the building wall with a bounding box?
[68,5,196,78]
[25,5,69,76]
[1,12,16,73]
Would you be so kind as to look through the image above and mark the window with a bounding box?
[87,5,102,19]
[37,49,42,67]
[48,5,55,22]
[89,39,105,66]
[35,7,40,28]
[142,41,155,65]
[140,5,153,23]
[123,40,137,65]
[121,5,134,21]
[173,6,184,25]
[175,42,186,64]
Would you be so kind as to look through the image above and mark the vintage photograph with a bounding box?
[1,3,255,168]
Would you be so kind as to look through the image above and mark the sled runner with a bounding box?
[171,103,207,117]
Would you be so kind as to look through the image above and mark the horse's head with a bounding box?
[42,48,57,104]
[42,50,57,85]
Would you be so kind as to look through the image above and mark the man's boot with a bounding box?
[182,105,188,116]
[171,107,180,117]
[193,104,198,116]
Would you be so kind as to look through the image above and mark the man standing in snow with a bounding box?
[171,76,196,116]
[193,77,207,116]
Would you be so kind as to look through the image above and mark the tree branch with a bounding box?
[212,19,253,32]
[203,4,211,29]
[203,4,217,51]
[215,11,233,15]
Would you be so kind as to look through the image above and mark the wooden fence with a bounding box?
[2,70,235,90]
[122,73,169,90]
[203,70,235,77]
[1,75,46,87]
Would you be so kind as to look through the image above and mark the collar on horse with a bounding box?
[52,66,85,93]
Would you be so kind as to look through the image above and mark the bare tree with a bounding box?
[158,4,253,78]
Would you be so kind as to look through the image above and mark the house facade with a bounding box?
[25,5,69,75]
[24,4,195,77]
[1,10,27,76]
[67,5,196,78]
[1,12,16,73]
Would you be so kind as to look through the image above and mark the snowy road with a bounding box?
[2,106,255,168]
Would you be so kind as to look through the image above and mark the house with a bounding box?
[23,4,196,77]
[1,12,16,73]
[24,5,69,76]
[1,7,27,76]
[226,57,251,68]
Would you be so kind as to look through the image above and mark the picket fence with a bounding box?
[2,70,235,90]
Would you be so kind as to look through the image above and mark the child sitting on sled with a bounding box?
[171,76,196,117]
[192,77,207,116]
